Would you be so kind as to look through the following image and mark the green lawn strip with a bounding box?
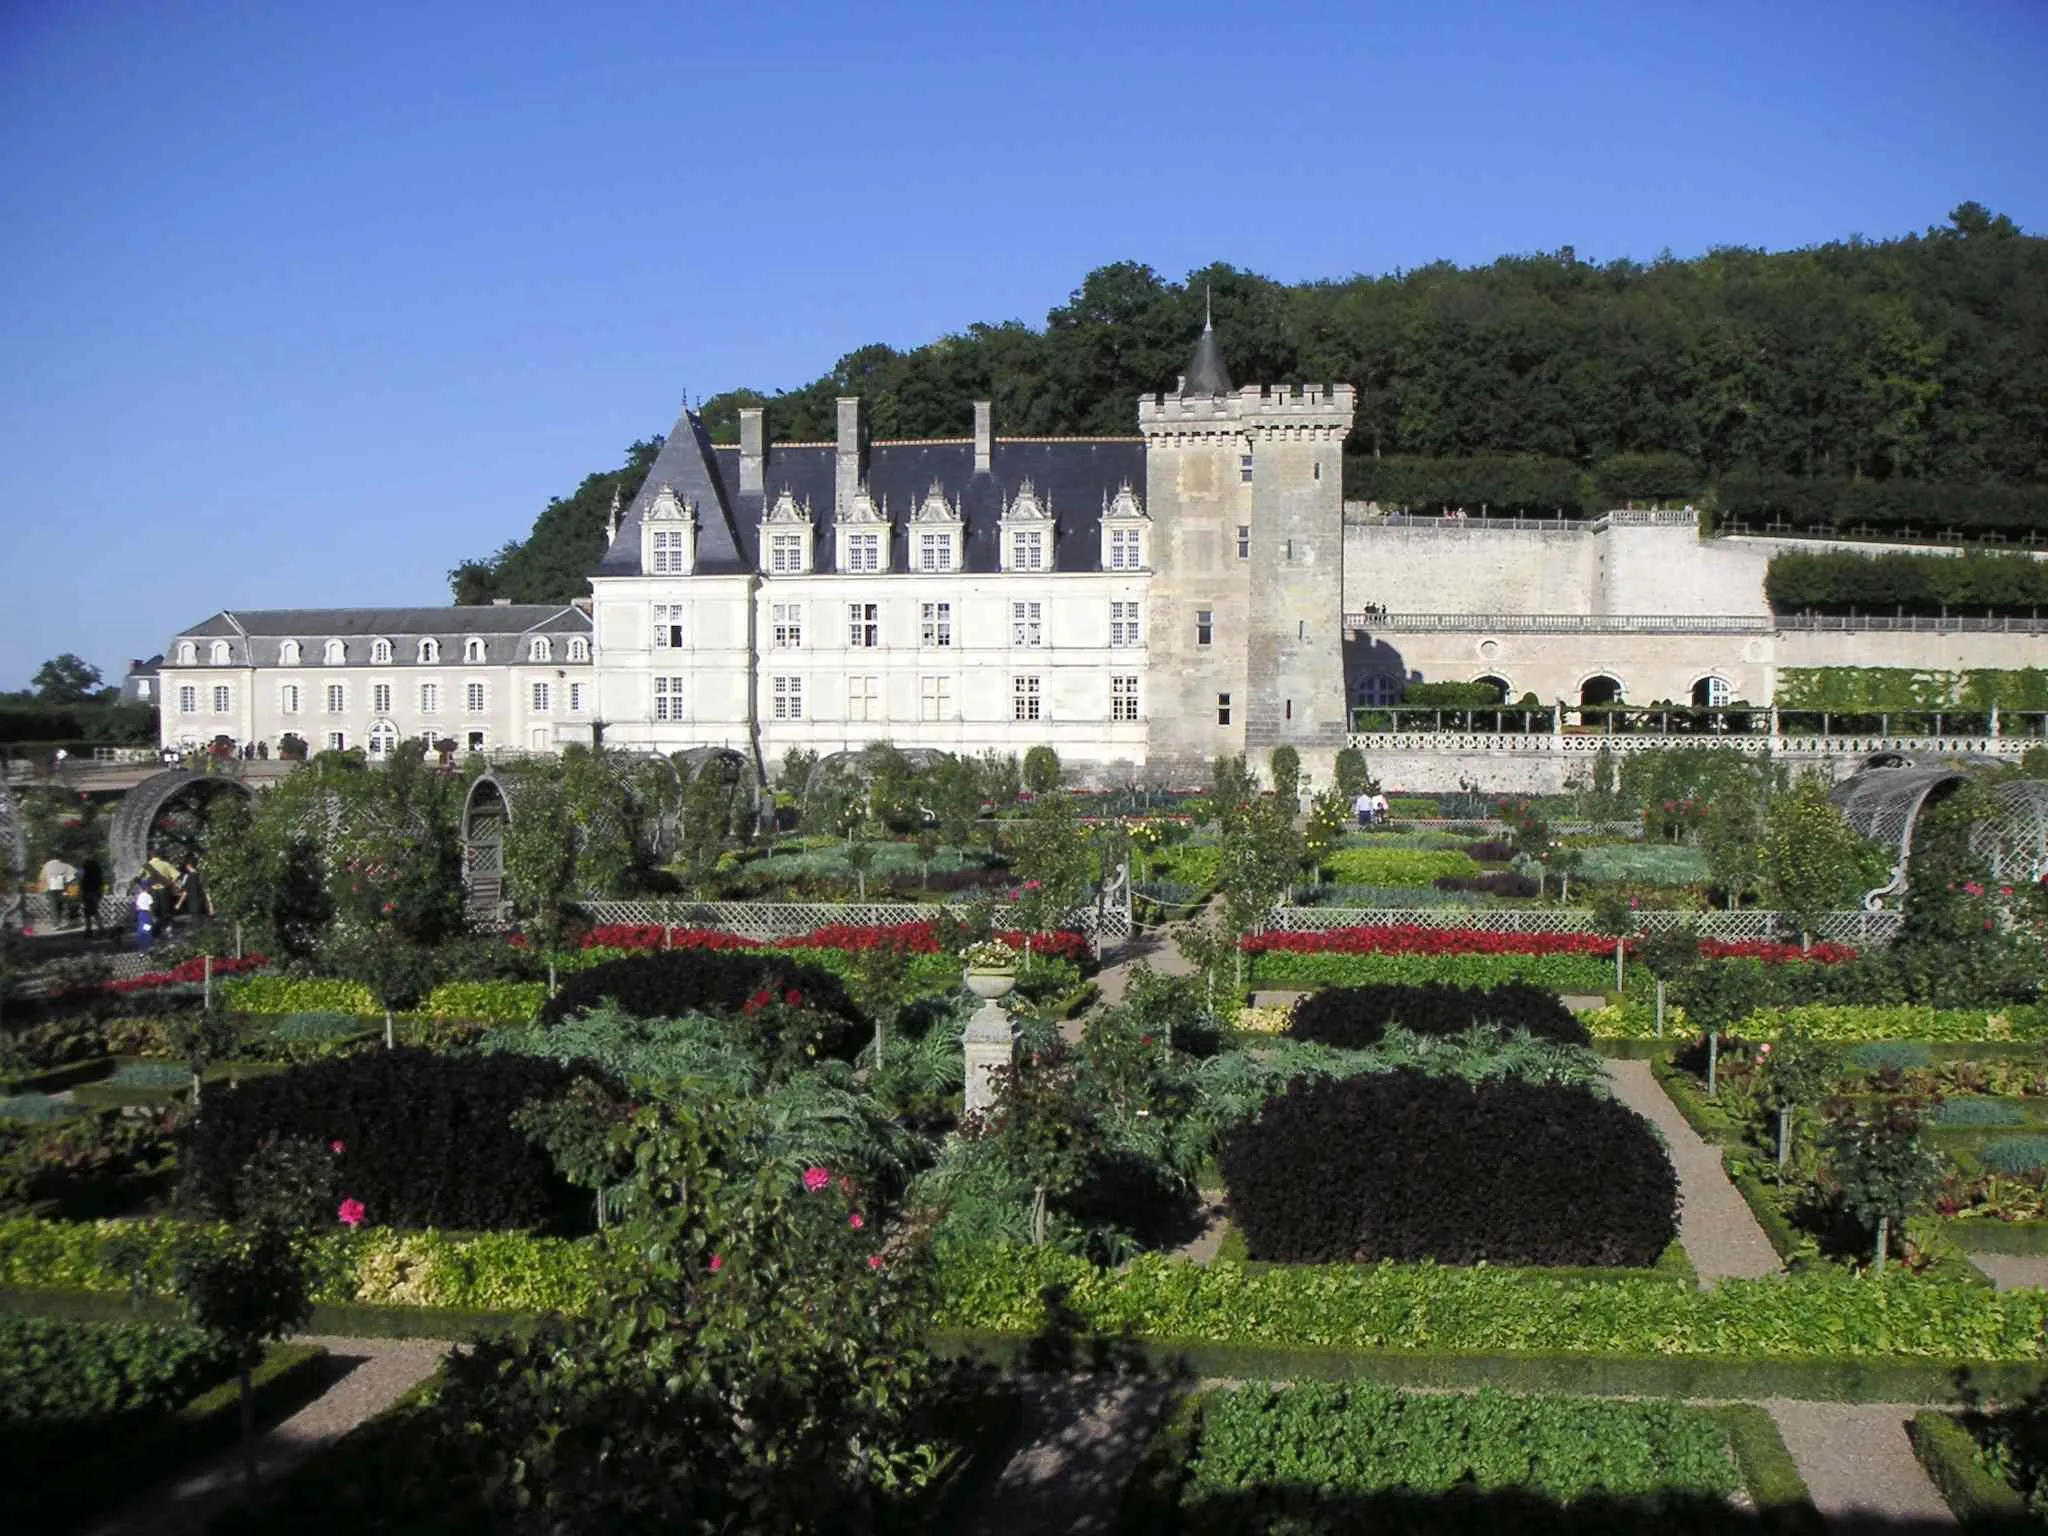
[0,1286,534,1341]
[2,1340,330,1532]
[1906,1410,2037,1529]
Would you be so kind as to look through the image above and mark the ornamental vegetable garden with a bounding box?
[6,738,2048,1526]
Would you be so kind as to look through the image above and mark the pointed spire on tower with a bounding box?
[606,487,621,544]
[1182,288,1233,397]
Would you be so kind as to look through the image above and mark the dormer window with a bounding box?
[999,481,1057,573]
[567,637,589,662]
[417,638,439,664]
[836,485,890,574]
[371,638,392,665]
[209,640,232,665]
[910,482,964,573]
[464,638,486,663]
[641,484,698,576]
[1101,482,1150,571]
[529,637,552,663]
[323,640,347,665]
[176,641,197,665]
[760,488,814,575]
[279,640,302,666]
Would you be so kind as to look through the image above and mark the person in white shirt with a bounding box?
[40,857,77,927]
[1370,792,1390,822]
[1352,791,1374,828]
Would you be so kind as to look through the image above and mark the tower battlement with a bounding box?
[1138,382,1355,434]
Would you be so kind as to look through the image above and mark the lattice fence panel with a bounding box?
[1267,906,1902,946]
[572,901,938,939]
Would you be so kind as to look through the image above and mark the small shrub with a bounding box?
[1465,839,1516,863]
[1289,982,1588,1048]
[1221,1071,1677,1266]
[1931,1098,2030,1128]
[1847,1042,1934,1073]
[1433,870,1541,898]
[537,950,859,1030]
[1982,1137,2048,1175]
[183,1049,604,1231]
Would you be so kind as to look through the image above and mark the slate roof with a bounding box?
[596,413,1147,578]
[167,606,591,668]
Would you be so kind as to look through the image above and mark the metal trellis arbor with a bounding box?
[107,769,254,891]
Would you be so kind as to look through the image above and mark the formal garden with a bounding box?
[5,736,2048,1529]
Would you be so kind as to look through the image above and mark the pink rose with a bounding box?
[709,1254,724,1273]
[337,1198,366,1228]
[802,1166,831,1192]
[849,1212,864,1230]
[329,1140,346,1155]
[867,1254,883,1270]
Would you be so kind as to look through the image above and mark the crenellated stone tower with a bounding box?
[1139,319,1355,783]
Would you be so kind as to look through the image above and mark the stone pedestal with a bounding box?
[961,971,1016,1116]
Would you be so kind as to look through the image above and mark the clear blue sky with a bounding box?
[2,0,2043,691]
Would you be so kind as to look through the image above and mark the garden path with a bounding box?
[1764,1400,1956,1528]
[1967,1251,2048,1290]
[1603,1059,1782,1283]
[82,1334,448,1536]
[972,1374,1169,1536]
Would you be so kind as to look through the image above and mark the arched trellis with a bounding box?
[1828,763,2048,909]
[806,747,953,810]
[461,771,518,920]
[673,746,763,840]
[108,770,254,891]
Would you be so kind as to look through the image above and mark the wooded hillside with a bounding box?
[454,205,2048,603]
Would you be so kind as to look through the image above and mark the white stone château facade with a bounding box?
[155,325,2048,781]
[155,605,594,757]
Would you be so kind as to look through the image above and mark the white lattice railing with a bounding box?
[569,899,1119,946]
[1349,731,2032,760]
[17,894,128,932]
[1266,906,1904,945]
[1378,818,1646,837]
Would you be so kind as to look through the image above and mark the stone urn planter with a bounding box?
[964,969,1017,1001]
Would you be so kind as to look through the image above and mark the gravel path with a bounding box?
[82,1335,448,1536]
[1765,1400,1956,1528]
[1967,1251,2048,1290]
[1605,1058,1782,1284]
[972,1375,1169,1536]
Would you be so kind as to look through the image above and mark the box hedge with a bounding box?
[1220,1071,1677,1268]
[183,1049,604,1232]
[1288,981,1588,1049]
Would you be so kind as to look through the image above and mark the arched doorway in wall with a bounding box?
[1580,675,1625,708]
[1472,675,1512,704]
[367,721,399,760]
[1691,676,1732,709]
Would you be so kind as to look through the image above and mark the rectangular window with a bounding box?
[418,683,440,715]
[1011,530,1045,571]
[1217,693,1232,726]
[1237,526,1250,558]
[178,685,197,715]
[920,601,952,647]
[770,532,803,573]
[1010,600,1042,647]
[847,532,881,573]
[651,530,686,574]
[1240,454,1254,483]
[919,532,952,572]
[372,683,392,715]
[212,685,231,714]
[327,732,345,752]
[919,674,952,722]
[280,684,300,715]
[654,676,684,722]
[1196,609,1213,646]
[771,602,803,649]
[466,682,486,713]
[847,603,878,648]
[1012,675,1041,722]
[1108,527,1142,570]
[848,674,879,722]
[653,603,685,648]
[325,683,346,713]
[1111,675,1140,722]
[531,683,551,713]
[1110,600,1142,648]
[772,675,803,720]
[569,682,586,713]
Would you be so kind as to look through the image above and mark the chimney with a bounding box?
[973,401,993,475]
[834,396,865,519]
[739,407,766,497]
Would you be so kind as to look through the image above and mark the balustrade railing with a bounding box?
[1348,729,2032,759]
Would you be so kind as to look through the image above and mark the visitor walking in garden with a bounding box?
[177,857,212,933]
[132,878,155,952]
[40,853,77,928]
[78,854,104,941]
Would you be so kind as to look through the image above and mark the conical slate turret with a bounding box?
[1181,301,1232,397]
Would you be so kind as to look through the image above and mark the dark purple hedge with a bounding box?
[1288,981,1587,1048]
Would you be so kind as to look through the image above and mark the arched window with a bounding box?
[567,636,589,662]
[367,721,398,759]
[417,638,439,664]
[1472,674,1512,704]
[529,637,552,663]
[279,640,302,666]
[1692,675,1732,709]
[208,640,231,665]
[371,639,393,665]
[1580,675,1624,708]
[323,640,347,665]
[175,641,197,665]
[464,638,486,663]
[1355,675,1401,707]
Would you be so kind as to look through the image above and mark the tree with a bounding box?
[1332,747,1372,801]
[1760,1026,1835,1170]
[979,1045,1102,1246]
[1268,746,1301,813]
[31,653,102,704]
[1022,745,1062,795]
[1218,795,1304,969]
[1009,792,1095,933]
[844,840,876,901]
[1765,772,1881,945]
[1821,1097,1941,1275]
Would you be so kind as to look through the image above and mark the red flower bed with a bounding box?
[576,919,1089,963]
[1239,926,1855,964]
[100,953,271,995]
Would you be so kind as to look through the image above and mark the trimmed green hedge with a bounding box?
[1248,951,1620,993]
[0,1217,599,1314]
[1907,1410,2034,1527]
[1590,999,2048,1043]
[931,1245,2048,1361]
